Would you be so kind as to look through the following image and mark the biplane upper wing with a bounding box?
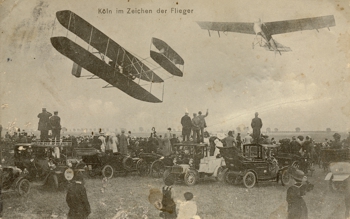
[150,38,184,77]
[51,36,162,103]
[264,15,335,35]
[56,10,163,83]
[196,21,255,34]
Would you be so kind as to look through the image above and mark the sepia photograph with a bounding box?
[0,0,350,218]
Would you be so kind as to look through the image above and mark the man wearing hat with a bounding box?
[286,169,313,219]
[197,109,208,143]
[330,133,342,149]
[251,112,262,144]
[37,108,52,141]
[66,173,91,219]
[181,111,192,142]
[49,111,61,143]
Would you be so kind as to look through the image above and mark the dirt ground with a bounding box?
[2,164,346,219]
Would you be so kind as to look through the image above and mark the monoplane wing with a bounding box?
[264,15,335,35]
[196,21,255,35]
[51,37,162,103]
[56,10,163,83]
[150,38,184,77]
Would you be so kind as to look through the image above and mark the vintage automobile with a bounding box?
[320,148,349,171]
[77,148,138,179]
[1,165,31,196]
[325,161,350,192]
[136,152,174,177]
[162,142,225,186]
[14,141,86,189]
[219,144,292,188]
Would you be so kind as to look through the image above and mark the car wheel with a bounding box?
[184,169,198,186]
[216,166,225,181]
[17,179,31,196]
[150,160,165,178]
[329,176,342,192]
[224,170,236,185]
[102,165,114,179]
[243,171,256,188]
[281,170,291,186]
[163,169,175,186]
[136,159,150,176]
[122,157,134,172]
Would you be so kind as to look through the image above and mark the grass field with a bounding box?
[2,166,346,219]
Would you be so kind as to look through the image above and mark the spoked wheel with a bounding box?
[224,170,237,185]
[150,160,165,178]
[243,171,256,188]
[122,157,134,172]
[102,165,114,179]
[184,169,199,186]
[281,170,291,186]
[163,169,175,186]
[17,179,31,196]
[136,159,150,176]
[216,166,225,181]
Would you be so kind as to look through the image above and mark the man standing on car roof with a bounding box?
[251,112,262,144]
[37,108,52,141]
[197,109,208,143]
[181,112,192,142]
[49,111,61,143]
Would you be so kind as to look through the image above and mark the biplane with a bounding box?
[50,10,184,103]
[197,15,335,55]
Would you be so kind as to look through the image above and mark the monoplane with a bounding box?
[197,15,335,55]
[51,10,184,103]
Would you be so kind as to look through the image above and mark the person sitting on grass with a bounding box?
[177,192,200,219]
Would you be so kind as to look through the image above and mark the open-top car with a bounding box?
[163,142,225,186]
[1,165,31,196]
[136,152,173,178]
[77,148,138,179]
[219,144,293,188]
[14,141,86,190]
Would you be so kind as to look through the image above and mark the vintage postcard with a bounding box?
[1,0,349,218]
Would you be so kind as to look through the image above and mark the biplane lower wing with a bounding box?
[56,10,163,83]
[51,37,162,103]
[150,51,183,77]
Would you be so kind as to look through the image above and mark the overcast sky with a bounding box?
[1,0,349,134]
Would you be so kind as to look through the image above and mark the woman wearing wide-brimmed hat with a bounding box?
[286,169,313,219]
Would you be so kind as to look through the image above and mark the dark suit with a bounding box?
[251,117,262,143]
[181,115,192,141]
[287,183,308,219]
[66,182,91,219]
[37,111,52,141]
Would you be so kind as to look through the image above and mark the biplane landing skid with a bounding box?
[51,37,162,103]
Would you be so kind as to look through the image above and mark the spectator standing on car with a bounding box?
[251,112,262,143]
[244,132,253,144]
[286,170,310,219]
[181,112,192,142]
[236,133,242,150]
[37,108,52,141]
[119,130,129,155]
[66,173,91,219]
[49,111,61,143]
[192,113,200,143]
[223,131,236,147]
[197,109,209,143]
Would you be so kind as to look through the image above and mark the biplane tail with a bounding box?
[150,38,184,77]
[72,63,82,78]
